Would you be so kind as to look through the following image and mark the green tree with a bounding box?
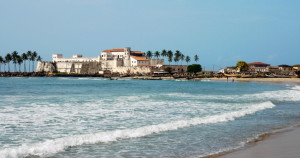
[164,67,172,75]
[12,51,19,72]
[17,55,23,72]
[180,54,185,65]
[31,51,37,72]
[194,55,199,63]
[26,51,32,72]
[167,50,173,65]
[37,55,42,62]
[5,53,12,72]
[187,64,202,74]
[22,53,28,72]
[0,56,3,72]
[174,50,181,65]
[161,49,167,60]
[154,51,160,59]
[185,56,190,65]
[236,61,249,71]
[146,51,153,59]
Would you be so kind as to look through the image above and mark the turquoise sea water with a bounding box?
[0,77,300,158]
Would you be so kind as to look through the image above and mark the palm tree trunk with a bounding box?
[28,61,30,72]
[24,61,26,72]
[8,63,10,72]
[14,64,17,72]
[0,64,1,72]
[19,64,21,72]
[32,60,34,72]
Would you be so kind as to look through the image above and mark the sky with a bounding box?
[1,0,300,70]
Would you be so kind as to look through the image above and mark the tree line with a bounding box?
[145,50,199,65]
[0,51,42,73]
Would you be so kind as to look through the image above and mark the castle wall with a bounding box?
[36,62,55,72]
[111,66,152,74]
[150,59,164,66]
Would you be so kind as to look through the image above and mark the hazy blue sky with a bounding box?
[1,0,300,70]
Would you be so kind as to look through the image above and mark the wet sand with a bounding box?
[220,127,300,158]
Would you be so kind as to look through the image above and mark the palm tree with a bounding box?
[174,50,181,65]
[185,56,190,65]
[26,51,32,72]
[31,51,37,72]
[180,54,185,65]
[5,53,12,72]
[0,56,3,72]
[161,49,167,61]
[22,53,28,72]
[11,51,19,72]
[194,55,199,63]
[146,51,153,59]
[167,50,173,65]
[37,55,42,62]
[17,55,23,72]
[154,51,160,59]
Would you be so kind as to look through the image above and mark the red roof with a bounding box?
[131,56,148,61]
[103,48,124,52]
[248,62,270,66]
[131,51,143,54]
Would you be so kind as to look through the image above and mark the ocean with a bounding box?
[0,77,300,158]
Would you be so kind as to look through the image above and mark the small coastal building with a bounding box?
[266,66,279,73]
[278,64,292,72]
[248,62,270,73]
[225,67,237,74]
[292,64,300,71]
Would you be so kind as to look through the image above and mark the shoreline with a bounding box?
[201,125,300,158]
[1,73,300,83]
[217,125,300,158]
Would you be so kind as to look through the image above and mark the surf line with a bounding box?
[0,101,275,158]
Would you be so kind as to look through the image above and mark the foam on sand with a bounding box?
[0,101,275,158]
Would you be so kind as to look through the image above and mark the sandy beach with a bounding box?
[219,127,300,158]
[207,77,300,83]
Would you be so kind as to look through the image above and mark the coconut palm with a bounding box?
[194,55,199,63]
[161,49,167,61]
[174,50,181,65]
[37,55,42,62]
[17,55,23,72]
[167,50,173,65]
[31,51,37,72]
[180,54,185,65]
[0,56,3,72]
[5,53,12,72]
[154,51,160,59]
[146,51,152,59]
[26,51,32,72]
[22,53,28,72]
[185,56,190,65]
[11,51,19,72]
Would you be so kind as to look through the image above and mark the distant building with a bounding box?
[292,64,300,71]
[266,66,279,73]
[225,67,237,73]
[248,62,270,73]
[38,47,165,74]
[278,64,292,72]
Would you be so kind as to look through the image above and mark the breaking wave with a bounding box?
[0,101,275,158]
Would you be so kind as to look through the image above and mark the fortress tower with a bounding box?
[124,47,131,67]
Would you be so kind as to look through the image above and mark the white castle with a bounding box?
[37,47,164,74]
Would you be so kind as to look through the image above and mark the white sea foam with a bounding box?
[167,85,300,102]
[0,101,275,158]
